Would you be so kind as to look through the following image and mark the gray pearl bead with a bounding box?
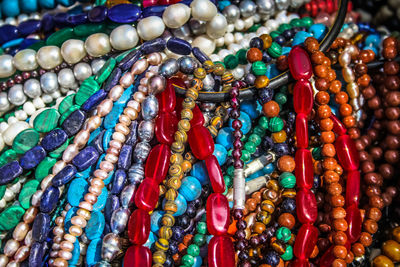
[0,92,10,111]
[95,261,112,267]
[275,0,289,11]
[58,68,76,89]
[189,19,207,35]
[257,0,275,17]
[245,73,256,85]
[8,84,27,105]
[80,232,89,244]
[171,24,192,39]
[128,163,144,184]
[138,120,154,142]
[240,0,257,18]
[148,75,166,95]
[178,56,196,74]
[23,78,41,98]
[91,59,106,75]
[101,233,122,262]
[201,102,216,112]
[74,63,92,81]
[159,58,179,78]
[290,0,303,8]
[223,5,240,23]
[40,72,59,94]
[110,207,130,234]
[202,74,215,91]
[120,184,136,208]
[133,142,151,163]
[142,95,159,120]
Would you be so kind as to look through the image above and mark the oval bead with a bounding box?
[20,146,46,170]
[40,186,59,213]
[346,204,362,243]
[295,148,314,189]
[293,80,313,115]
[72,146,99,172]
[52,164,77,187]
[293,224,318,259]
[155,112,178,146]
[288,46,312,80]
[208,236,235,267]
[145,144,171,183]
[0,161,23,185]
[29,242,45,267]
[134,178,159,212]
[108,4,142,23]
[335,135,360,171]
[330,114,347,136]
[157,78,179,112]
[191,104,206,127]
[346,170,360,206]
[296,114,309,149]
[124,245,152,267]
[117,145,133,171]
[128,209,151,245]
[205,155,225,193]
[290,258,310,267]
[206,193,229,235]
[40,128,68,151]
[167,37,192,55]
[32,213,50,243]
[296,189,318,224]
[188,126,214,160]
[111,169,127,195]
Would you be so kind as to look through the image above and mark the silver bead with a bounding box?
[240,0,257,18]
[74,63,92,81]
[58,68,76,89]
[189,19,207,35]
[40,72,59,94]
[171,24,192,39]
[257,0,276,17]
[275,0,289,10]
[110,208,130,234]
[95,261,112,267]
[101,233,122,262]
[128,163,144,184]
[119,184,136,208]
[159,58,179,78]
[23,78,41,98]
[202,74,215,91]
[200,102,216,111]
[178,56,196,74]
[133,142,151,163]
[138,120,155,142]
[91,59,106,76]
[141,95,159,120]
[223,5,240,23]
[8,85,27,106]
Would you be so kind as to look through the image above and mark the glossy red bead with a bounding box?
[157,78,181,113]
[296,114,309,148]
[124,245,152,267]
[288,46,313,80]
[206,193,229,235]
[346,204,362,243]
[330,114,347,136]
[208,236,235,267]
[346,170,360,206]
[296,189,318,223]
[320,242,351,267]
[205,155,225,193]
[145,144,171,184]
[293,224,318,259]
[295,148,313,189]
[128,209,150,245]
[293,80,313,115]
[134,178,159,212]
[188,125,214,160]
[335,135,360,171]
[175,98,205,127]
[291,258,310,267]
[155,112,178,145]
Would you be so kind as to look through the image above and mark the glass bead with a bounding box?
[295,149,314,189]
[293,80,313,115]
[296,114,309,148]
[208,236,235,267]
[134,178,159,212]
[145,144,171,183]
[205,155,225,193]
[288,46,312,80]
[335,135,360,171]
[128,209,151,245]
[206,193,229,236]
[188,126,214,160]
[296,189,318,223]
[293,224,318,259]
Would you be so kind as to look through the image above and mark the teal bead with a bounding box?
[241,150,251,162]
[309,23,327,41]
[227,165,235,176]
[213,144,227,165]
[187,244,200,257]
[1,0,20,17]
[190,161,209,185]
[259,117,269,130]
[85,211,105,240]
[241,100,261,120]
[68,240,80,265]
[279,172,296,189]
[93,187,107,211]
[224,54,238,69]
[196,221,207,235]
[143,231,156,249]
[163,193,187,216]
[223,175,233,188]
[67,178,88,207]
[274,92,287,105]
[252,61,267,76]
[281,245,293,261]
[64,207,79,231]
[276,227,291,243]
[215,127,233,150]
[268,117,284,132]
[179,176,202,202]
[193,256,202,267]
[229,112,252,135]
[268,42,282,58]
[150,210,165,233]
[182,255,194,266]
[244,142,256,154]
[248,134,262,146]
[39,0,56,9]
[86,238,102,266]
[193,233,206,246]
[21,0,38,13]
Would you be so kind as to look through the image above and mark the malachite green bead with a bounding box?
[46,27,76,47]
[312,147,322,160]
[75,76,100,106]
[187,244,200,257]
[290,18,302,27]
[302,17,314,28]
[241,150,251,162]
[248,24,261,32]
[0,186,6,199]
[268,117,284,132]
[259,117,269,130]
[248,134,262,146]
[279,172,296,189]
[73,23,106,37]
[95,58,116,84]
[59,105,80,125]
[224,55,239,70]
[58,94,75,114]
[0,205,25,231]
[268,43,282,58]
[244,142,256,154]
[278,23,291,33]
[236,49,248,65]
[274,92,287,105]
[12,128,40,154]
[0,149,18,167]
[33,109,60,133]
[253,125,265,136]
[270,31,280,39]
[281,245,293,260]
[115,48,137,63]
[49,138,70,159]
[182,254,194,266]
[276,227,291,243]
[252,61,267,76]
[35,157,57,181]
[193,233,206,246]
[196,221,207,235]
[227,166,235,177]
[19,180,39,209]
[223,175,233,188]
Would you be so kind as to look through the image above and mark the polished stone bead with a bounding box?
[20,146,46,170]
[293,224,318,259]
[72,146,99,172]
[74,23,106,37]
[145,144,171,183]
[189,126,214,160]
[68,178,88,206]
[208,236,235,267]
[52,164,77,187]
[86,210,105,240]
[18,19,42,36]
[279,172,296,189]
[118,50,142,71]
[190,161,210,185]
[86,238,102,266]
[0,25,19,45]
[111,169,126,195]
[12,128,40,154]
[296,114,309,148]
[213,144,228,165]
[29,242,45,267]
[46,27,75,47]
[88,6,108,23]
[293,80,313,115]
[82,89,108,112]
[346,204,362,243]
[126,120,139,146]
[335,135,360,171]
[155,112,178,146]
[295,148,313,189]
[35,157,56,181]
[205,155,225,193]
[104,68,122,92]
[192,47,210,63]
[32,212,50,242]
[179,176,202,202]
[19,180,39,209]
[141,38,166,54]
[105,195,120,223]
[75,77,100,106]
[157,78,179,112]
[34,108,60,133]
[134,178,159,212]
[128,209,151,245]
[62,109,86,137]
[167,37,192,55]
[288,46,312,80]
[206,193,229,235]
[0,205,24,231]
[346,170,360,206]
[118,145,133,171]
[168,193,187,216]
[93,187,108,211]
[124,245,152,267]
[95,58,116,84]
[40,186,59,213]
[296,189,317,223]
[41,128,68,151]
[108,4,141,23]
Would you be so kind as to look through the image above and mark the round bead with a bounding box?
[36,46,63,70]
[13,49,38,71]
[85,33,111,57]
[110,25,139,51]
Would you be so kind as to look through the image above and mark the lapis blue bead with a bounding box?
[141,38,166,54]
[39,0,56,9]
[167,37,192,55]
[258,88,274,104]
[72,146,99,172]
[142,5,167,18]
[69,240,80,265]
[53,12,69,28]
[105,194,120,223]
[21,0,38,13]
[213,144,228,165]
[125,120,138,146]
[262,51,272,63]
[66,13,88,26]
[1,0,20,18]
[0,161,23,185]
[41,128,68,151]
[117,145,132,170]
[62,109,86,137]
[93,187,108,211]
[86,238,102,266]
[32,213,50,242]
[52,164,77,187]
[111,169,126,195]
[88,6,107,23]
[118,49,142,71]
[274,143,290,156]
[19,38,40,50]
[40,186,59,213]
[29,242,45,267]
[192,47,210,63]
[18,20,42,36]
[0,25,19,45]
[215,127,233,150]
[68,178,88,206]
[86,211,105,240]
[274,35,285,46]
[104,67,122,92]
[92,129,105,154]
[41,14,55,32]
[108,4,141,23]
[82,89,107,112]
[179,176,202,202]
[20,146,46,170]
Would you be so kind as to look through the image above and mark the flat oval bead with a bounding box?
[118,145,133,171]
[346,204,362,243]
[40,186,59,213]
[13,128,40,154]
[126,120,139,146]
[128,209,150,245]
[88,6,108,23]
[29,242,45,267]
[124,245,152,267]
[142,95,159,120]
[205,155,225,193]
[157,78,180,112]
[33,108,60,133]
[188,126,214,160]
[41,128,68,151]
[18,19,42,36]
[167,37,192,55]
[293,224,318,259]
[82,89,108,112]
[191,104,206,127]
[293,80,313,115]
[111,169,127,195]
[104,68,122,92]
[330,114,347,136]
[86,238,102,266]
[20,146,46,170]
[140,38,166,54]
[86,210,105,240]
[208,236,235,267]
[296,114,309,149]
[346,170,360,206]
[335,135,360,171]
[32,213,50,242]
[68,178,88,206]
[62,109,86,137]
[192,47,210,63]
[145,144,171,183]
[118,50,142,71]
[155,112,178,146]
[288,46,312,80]
[52,164,77,187]
[206,193,229,235]
[0,25,19,45]
[295,148,313,189]
[108,4,141,23]
[72,146,99,172]
[105,195,120,223]
[296,189,318,224]
[134,178,159,212]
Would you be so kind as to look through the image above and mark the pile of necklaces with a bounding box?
[0,0,398,266]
